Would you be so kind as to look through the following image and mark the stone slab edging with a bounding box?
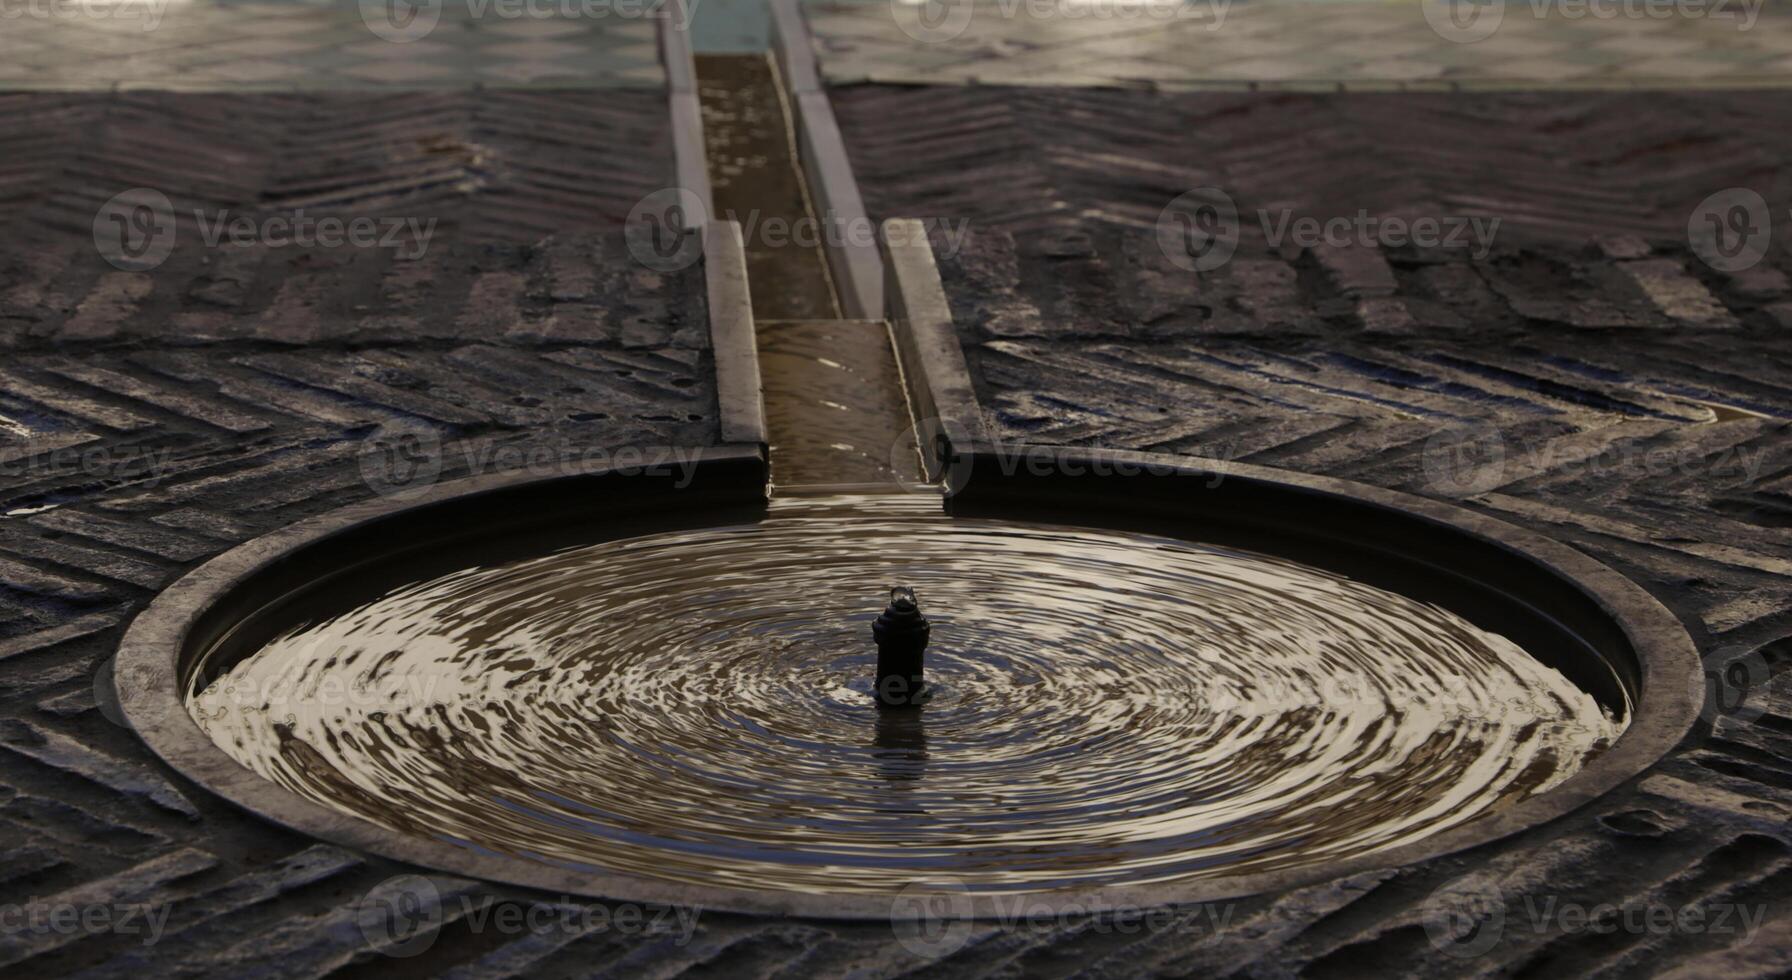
[881,217,988,480]
[659,2,712,223]
[664,18,760,444]
[705,220,768,447]
[768,0,883,318]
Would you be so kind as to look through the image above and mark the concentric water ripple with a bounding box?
[191,494,1622,894]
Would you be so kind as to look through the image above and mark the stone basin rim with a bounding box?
[113,443,1703,920]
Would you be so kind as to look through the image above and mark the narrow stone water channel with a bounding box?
[698,53,838,322]
[699,52,922,492]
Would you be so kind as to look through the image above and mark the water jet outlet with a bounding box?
[872,586,930,707]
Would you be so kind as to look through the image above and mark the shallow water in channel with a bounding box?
[191,493,1621,894]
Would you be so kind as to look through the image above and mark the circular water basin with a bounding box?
[114,448,1700,916]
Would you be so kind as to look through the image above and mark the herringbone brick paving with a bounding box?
[0,232,724,976]
[807,0,1792,90]
[0,257,727,974]
[0,84,754,977]
[833,86,1792,251]
[834,84,1792,976]
[3,79,1792,977]
[0,90,675,253]
[0,2,665,90]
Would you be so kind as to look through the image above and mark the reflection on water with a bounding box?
[871,701,928,789]
[757,319,922,491]
[191,493,1621,894]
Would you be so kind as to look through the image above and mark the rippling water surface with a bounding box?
[191,493,1621,894]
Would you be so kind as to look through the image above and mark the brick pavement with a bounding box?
[833,80,1792,977]
[808,0,1792,90]
[0,0,665,90]
[0,59,760,974]
[2,9,1791,979]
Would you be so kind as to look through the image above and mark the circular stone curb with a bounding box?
[115,447,1702,920]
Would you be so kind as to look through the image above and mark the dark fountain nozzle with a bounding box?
[872,586,930,708]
